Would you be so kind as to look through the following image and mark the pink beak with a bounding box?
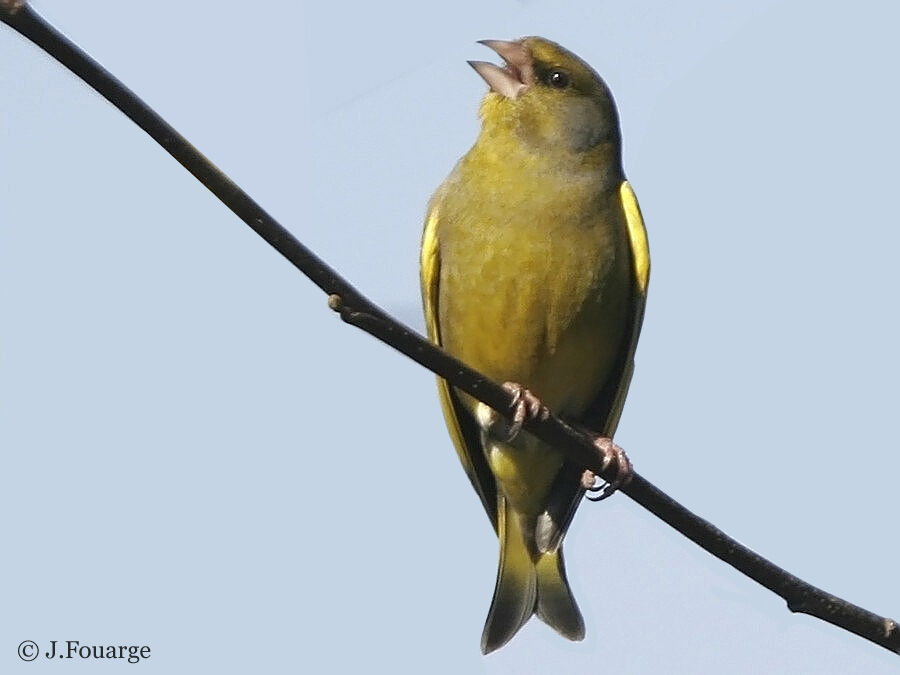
[468,39,534,99]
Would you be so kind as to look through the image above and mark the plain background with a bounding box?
[2,1,898,673]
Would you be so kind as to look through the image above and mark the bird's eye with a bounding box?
[548,69,570,88]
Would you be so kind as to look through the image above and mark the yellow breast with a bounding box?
[437,167,632,419]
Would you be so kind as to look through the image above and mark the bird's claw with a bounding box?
[502,382,549,442]
[583,437,632,501]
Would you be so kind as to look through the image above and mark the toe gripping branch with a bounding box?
[499,382,632,502]
[583,438,633,502]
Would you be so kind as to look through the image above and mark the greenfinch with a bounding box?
[420,37,649,653]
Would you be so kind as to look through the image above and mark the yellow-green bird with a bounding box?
[420,37,650,653]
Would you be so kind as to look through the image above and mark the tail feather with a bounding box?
[481,499,585,652]
[535,548,585,641]
[481,499,536,654]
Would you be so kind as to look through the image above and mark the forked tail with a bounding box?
[481,498,585,654]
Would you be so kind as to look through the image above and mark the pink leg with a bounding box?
[501,381,549,442]
[583,437,632,501]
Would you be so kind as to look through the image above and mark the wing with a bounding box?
[421,201,499,531]
[542,180,650,547]
[585,179,651,435]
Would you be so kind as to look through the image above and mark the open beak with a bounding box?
[467,39,534,99]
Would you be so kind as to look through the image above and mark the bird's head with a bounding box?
[469,37,621,160]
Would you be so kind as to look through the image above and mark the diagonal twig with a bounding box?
[2,1,897,655]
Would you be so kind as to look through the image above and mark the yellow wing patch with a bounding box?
[595,180,650,437]
[619,181,650,295]
[420,204,441,339]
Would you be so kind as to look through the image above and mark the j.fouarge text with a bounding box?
[45,640,150,663]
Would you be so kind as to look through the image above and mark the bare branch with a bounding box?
[2,2,898,655]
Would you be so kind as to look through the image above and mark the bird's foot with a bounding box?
[582,437,632,501]
[475,381,549,442]
[501,382,549,441]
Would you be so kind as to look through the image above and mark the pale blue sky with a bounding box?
[2,1,898,673]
